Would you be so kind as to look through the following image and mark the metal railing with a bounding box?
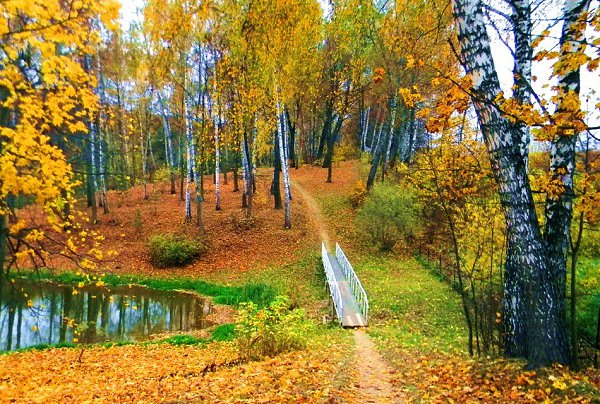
[322,242,344,322]
[335,243,369,324]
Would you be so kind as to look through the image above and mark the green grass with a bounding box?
[19,270,276,308]
[199,249,329,309]
[355,255,467,353]
[0,341,77,355]
[575,257,600,340]
[2,324,238,354]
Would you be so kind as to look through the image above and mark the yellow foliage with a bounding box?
[0,0,117,270]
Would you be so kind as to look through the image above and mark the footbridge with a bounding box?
[322,242,369,327]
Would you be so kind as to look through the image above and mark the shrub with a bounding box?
[228,211,256,231]
[152,166,172,183]
[148,234,204,267]
[133,209,143,235]
[356,183,420,251]
[211,324,236,341]
[349,180,368,208]
[235,296,310,360]
[334,142,360,162]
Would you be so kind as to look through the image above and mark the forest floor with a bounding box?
[2,160,600,402]
[59,167,316,278]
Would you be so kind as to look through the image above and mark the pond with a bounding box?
[0,278,212,351]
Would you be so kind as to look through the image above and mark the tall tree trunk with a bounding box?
[160,103,177,195]
[511,0,533,170]
[323,115,342,183]
[87,125,98,224]
[367,108,394,190]
[242,132,253,218]
[317,101,333,159]
[195,123,203,232]
[184,96,194,221]
[362,106,371,152]
[98,131,109,213]
[285,108,297,168]
[179,140,185,202]
[276,95,291,229]
[141,125,149,201]
[503,3,534,356]
[214,114,221,211]
[404,108,416,164]
[543,0,590,362]
[272,130,283,210]
[452,0,569,367]
[233,156,240,192]
[381,109,396,183]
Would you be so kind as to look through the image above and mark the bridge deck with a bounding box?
[327,253,366,327]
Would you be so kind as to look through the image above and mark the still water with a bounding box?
[0,278,211,351]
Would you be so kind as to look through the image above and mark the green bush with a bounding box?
[579,228,600,258]
[211,323,236,341]
[356,183,420,251]
[235,296,310,360]
[148,234,204,267]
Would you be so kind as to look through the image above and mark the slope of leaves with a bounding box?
[0,330,357,402]
[38,169,314,278]
[377,346,600,402]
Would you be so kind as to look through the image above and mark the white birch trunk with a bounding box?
[452,0,570,367]
[214,112,221,211]
[98,132,109,213]
[276,91,291,229]
[184,95,193,221]
[362,107,370,152]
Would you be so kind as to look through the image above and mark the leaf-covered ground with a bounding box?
[40,168,315,279]
[379,345,600,402]
[0,333,359,402]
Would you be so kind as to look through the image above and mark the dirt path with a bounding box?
[291,179,330,248]
[354,330,404,403]
[291,180,404,403]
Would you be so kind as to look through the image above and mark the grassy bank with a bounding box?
[18,269,277,307]
[356,255,467,353]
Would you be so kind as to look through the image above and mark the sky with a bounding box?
[118,0,599,128]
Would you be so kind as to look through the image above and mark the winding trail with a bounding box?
[291,179,404,403]
[291,179,330,248]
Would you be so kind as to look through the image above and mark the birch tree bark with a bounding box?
[276,92,292,229]
[501,0,534,358]
[367,106,395,190]
[543,0,591,365]
[184,89,194,221]
[452,0,571,367]
[214,108,222,212]
[241,131,254,219]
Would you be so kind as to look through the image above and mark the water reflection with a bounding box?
[0,278,211,351]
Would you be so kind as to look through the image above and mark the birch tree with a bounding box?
[452,0,594,367]
[276,90,292,229]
